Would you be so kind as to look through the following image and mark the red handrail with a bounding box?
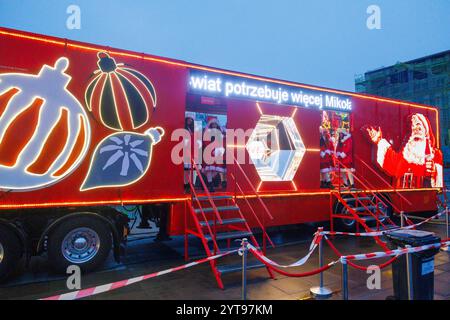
[333,192,389,251]
[233,156,274,220]
[355,154,412,206]
[334,159,387,206]
[188,176,220,253]
[230,173,275,248]
[334,157,404,219]
[191,161,223,224]
[333,158,404,230]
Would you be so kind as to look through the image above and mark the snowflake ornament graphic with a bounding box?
[81,52,163,191]
[81,127,164,191]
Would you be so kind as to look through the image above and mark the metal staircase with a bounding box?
[184,161,274,289]
[330,157,414,250]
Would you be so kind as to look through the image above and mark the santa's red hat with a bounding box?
[206,116,219,128]
[410,113,435,147]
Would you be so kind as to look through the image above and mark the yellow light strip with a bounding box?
[0,187,440,209]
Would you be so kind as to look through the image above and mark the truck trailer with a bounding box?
[0,27,444,287]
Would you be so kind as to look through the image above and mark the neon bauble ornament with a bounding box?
[85,52,157,131]
[81,127,164,191]
[0,57,91,191]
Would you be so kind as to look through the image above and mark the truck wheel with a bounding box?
[48,217,112,273]
[0,225,21,282]
[335,198,357,232]
[373,196,393,225]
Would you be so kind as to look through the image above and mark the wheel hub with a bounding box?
[61,227,100,264]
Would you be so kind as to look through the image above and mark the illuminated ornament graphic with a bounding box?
[0,57,91,191]
[246,114,305,181]
[85,52,157,131]
[81,127,164,191]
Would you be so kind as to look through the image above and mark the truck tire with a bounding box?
[48,216,112,273]
[335,197,358,232]
[0,225,21,282]
[336,202,357,232]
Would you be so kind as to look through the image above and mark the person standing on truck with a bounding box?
[336,129,355,189]
[366,113,443,188]
[203,116,226,192]
[183,112,201,193]
[320,128,334,188]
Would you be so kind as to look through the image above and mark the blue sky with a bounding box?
[0,0,449,91]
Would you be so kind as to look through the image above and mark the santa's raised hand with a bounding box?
[366,126,382,144]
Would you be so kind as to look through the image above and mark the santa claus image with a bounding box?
[366,113,443,188]
[336,129,355,189]
[320,127,334,188]
[202,116,227,192]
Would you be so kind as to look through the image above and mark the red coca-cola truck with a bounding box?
[0,27,444,286]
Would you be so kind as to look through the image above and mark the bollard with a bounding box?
[405,245,414,300]
[341,257,349,300]
[310,228,332,298]
[239,238,248,301]
[442,207,449,253]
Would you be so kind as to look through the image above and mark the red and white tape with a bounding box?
[40,250,237,300]
[341,240,450,262]
[321,209,447,238]
[246,232,323,268]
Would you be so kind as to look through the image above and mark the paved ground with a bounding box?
[0,218,448,300]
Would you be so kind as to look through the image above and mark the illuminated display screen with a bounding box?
[188,69,353,111]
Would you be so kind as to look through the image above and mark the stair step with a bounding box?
[359,216,387,223]
[205,231,253,242]
[361,216,376,222]
[345,196,372,202]
[216,261,266,274]
[199,218,246,227]
[194,206,239,214]
[195,195,233,201]
[353,205,376,212]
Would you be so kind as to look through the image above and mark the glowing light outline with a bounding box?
[87,53,157,131]
[111,71,148,130]
[118,67,157,108]
[0,57,92,191]
[51,114,89,178]
[80,127,165,192]
[0,88,34,145]
[84,73,103,111]
[0,186,440,209]
[24,106,70,176]
[106,72,125,131]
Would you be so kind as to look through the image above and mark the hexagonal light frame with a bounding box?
[246,114,306,181]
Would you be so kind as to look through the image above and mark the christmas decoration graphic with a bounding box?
[0,57,91,191]
[81,127,164,191]
[85,52,157,131]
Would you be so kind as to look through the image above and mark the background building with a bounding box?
[355,50,450,164]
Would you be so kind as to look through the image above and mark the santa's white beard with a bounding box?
[402,136,430,165]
